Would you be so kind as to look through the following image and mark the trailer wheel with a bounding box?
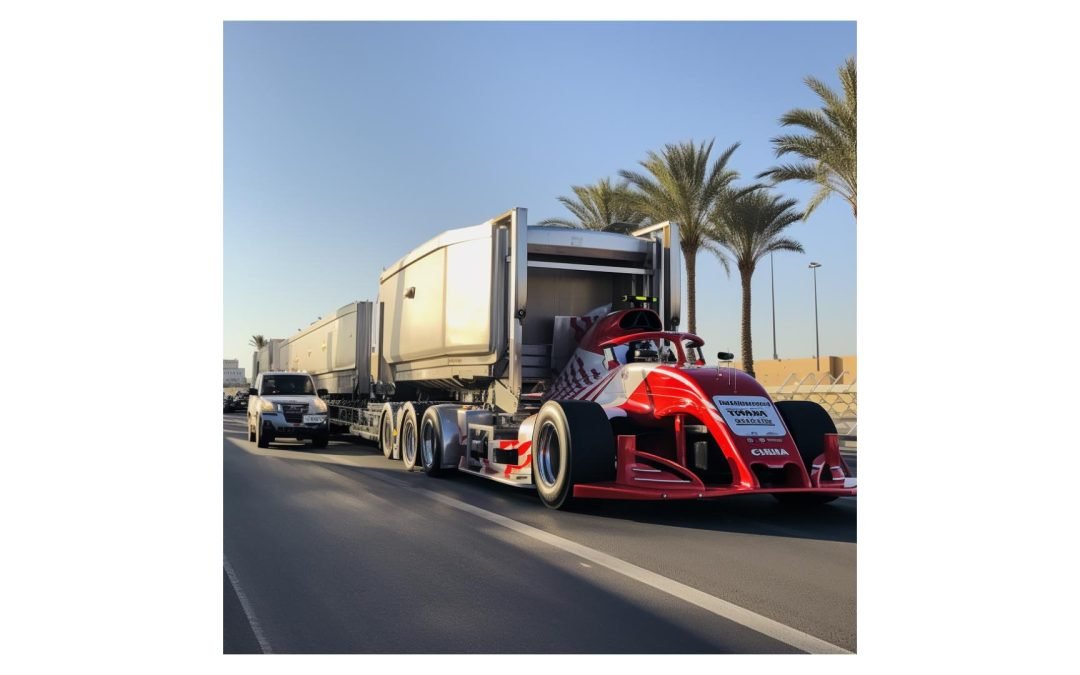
[419,408,444,477]
[379,411,394,459]
[400,404,430,471]
[531,400,616,510]
[774,400,839,506]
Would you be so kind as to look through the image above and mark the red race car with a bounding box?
[514,305,856,509]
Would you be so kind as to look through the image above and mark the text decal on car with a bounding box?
[712,396,787,437]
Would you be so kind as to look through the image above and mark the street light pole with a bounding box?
[771,252,778,360]
[809,262,822,371]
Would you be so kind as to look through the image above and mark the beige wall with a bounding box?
[733,355,857,386]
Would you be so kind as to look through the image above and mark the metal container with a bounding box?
[373,208,681,409]
[252,338,286,383]
[274,301,374,396]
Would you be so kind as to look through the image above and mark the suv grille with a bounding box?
[282,404,307,424]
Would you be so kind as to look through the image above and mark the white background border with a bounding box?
[2,1,1075,672]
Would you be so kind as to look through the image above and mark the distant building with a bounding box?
[223,359,247,387]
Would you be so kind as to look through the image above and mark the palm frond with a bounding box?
[620,138,740,251]
[759,57,856,222]
[763,237,805,255]
[758,162,818,183]
[803,183,834,218]
[543,176,650,231]
[700,239,732,276]
[708,185,805,270]
[535,217,579,228]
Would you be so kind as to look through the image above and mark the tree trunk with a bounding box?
[685,248,697,335]
[740,266,754,379]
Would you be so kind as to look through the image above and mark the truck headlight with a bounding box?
[311,399,328,413]
[259,400,279,413]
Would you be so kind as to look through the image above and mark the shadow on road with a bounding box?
[224,454,798,654]
[567,496,856,544]
[320,458,856,545]
[225,418,855,545]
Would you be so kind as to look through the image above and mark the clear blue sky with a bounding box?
[224,21,856,376]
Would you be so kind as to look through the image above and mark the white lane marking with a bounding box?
[421,490,851,654]
[226,433,852,652]
[224,556,273,654]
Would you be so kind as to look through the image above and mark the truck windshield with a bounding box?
[260,375,315,396]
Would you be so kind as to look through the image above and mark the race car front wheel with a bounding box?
[532,400,615,510]
[774,400,840,506]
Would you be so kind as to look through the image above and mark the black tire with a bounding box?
[531,400,616,510]
[419,406,440,473]
[247,418,256,443]
[379,410,394,459]
[774,400,839,506]
[311,434,329,449]
[255,417,270,449]
[419,407,445,476]
[399,404,430,471]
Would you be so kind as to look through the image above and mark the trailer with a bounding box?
[251,338,286,384]
[259,207,855,509]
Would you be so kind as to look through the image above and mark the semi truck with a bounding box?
[250,208,856,508]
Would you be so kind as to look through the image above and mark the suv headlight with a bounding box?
[259,400,279,413]
[311,399,328,413]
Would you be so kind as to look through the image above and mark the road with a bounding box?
[223,413,856,654]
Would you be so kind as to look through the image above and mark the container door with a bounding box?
[632,221,682,331]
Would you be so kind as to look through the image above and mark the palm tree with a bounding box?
[536,178,648,232]
[709,187,804,378]
[620,139,740,334]
[758,57,856,221]
[249,335,268,350]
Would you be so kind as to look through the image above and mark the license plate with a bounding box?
[303,415,325,424]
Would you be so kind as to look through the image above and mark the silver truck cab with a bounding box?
[246,371,330,449]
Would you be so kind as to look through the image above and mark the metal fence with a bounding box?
[766,371,857,438]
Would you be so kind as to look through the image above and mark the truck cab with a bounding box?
[246,371,330,449]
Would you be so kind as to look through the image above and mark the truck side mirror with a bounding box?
[317,388,328,397]
[248,388,257,396]
[717,352,734,362]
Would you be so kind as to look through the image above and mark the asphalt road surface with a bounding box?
[223,413,856,654]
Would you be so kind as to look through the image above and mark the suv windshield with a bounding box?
[260,375,315,396]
